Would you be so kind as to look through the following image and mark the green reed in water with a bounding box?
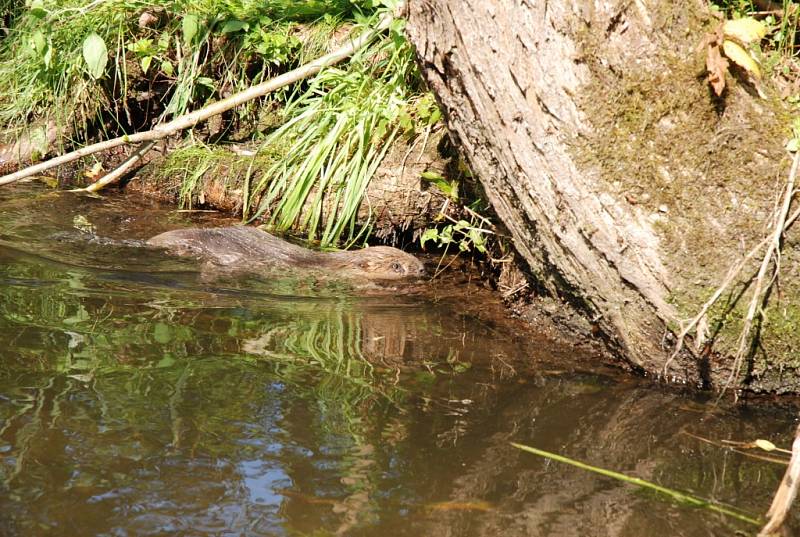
[511,442,762,526]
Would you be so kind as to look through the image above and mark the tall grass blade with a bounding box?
[511,442,761,526]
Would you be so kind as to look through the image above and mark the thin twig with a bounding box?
[72,140,157,193]
[0,13,393,187]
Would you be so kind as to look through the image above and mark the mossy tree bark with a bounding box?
[405,0,796,392]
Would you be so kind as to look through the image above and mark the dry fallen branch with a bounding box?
[663,152,800,387]
[77,140,158,193]
[759,422,800,537]
[0,13,393,189]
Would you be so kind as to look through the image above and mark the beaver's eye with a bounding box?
[391,262,404,273]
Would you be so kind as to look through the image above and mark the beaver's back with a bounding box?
[147,226,316,267]
[147,226,425,280]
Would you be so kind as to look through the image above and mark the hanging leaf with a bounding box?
[706,40,728,96]
[82,33,108,79]
[140,55,152,74]
[722,39,761,79]
[723,17,767,44]
[31,30,46,55]
[420,228,439,249]
[182,14,199,46]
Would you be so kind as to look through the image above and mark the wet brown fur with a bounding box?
[147,226,426,281]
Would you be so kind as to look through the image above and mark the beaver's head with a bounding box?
[335,246,426,280]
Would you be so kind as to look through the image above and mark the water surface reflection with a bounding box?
[0,184,795,536]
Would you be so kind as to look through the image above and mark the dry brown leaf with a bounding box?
[706,40,728,96]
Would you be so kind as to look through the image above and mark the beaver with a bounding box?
[146,226,426,281]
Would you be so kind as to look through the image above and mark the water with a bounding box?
[0,183,796,536]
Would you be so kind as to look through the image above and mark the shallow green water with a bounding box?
[0,184,796,536]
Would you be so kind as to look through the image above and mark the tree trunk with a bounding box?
[405,0,796,391]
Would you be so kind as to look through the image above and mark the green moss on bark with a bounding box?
[571,2,800,391]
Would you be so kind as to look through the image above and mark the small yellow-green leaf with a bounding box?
[755,439,777,452]
[31,30,46,54]
[723,17,767,44]
[420,228,439,249]
[722,40,761,79]
[421,171,444,181]
[787,138,799,152]
[140,55,152,74]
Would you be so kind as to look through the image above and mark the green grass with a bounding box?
[0,0,359,144]
[245,14,427,247]
[512,442,762,526]
[0,1,443,249]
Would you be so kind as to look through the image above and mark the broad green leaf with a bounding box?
[722,40,761,79]
[182,14,199,45]
[723,17,767,44]
[156,355,176,368]
[153,322,172,344]
[161,60,174,76]
[82,33,108,79]
[31,30,46,54]
[29,0,46,18]
[43,42,53,68]
[470,229,487,253]
[221,20,248,33]
[420,228,439,248]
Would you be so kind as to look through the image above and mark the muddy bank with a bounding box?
[124,130,457,246]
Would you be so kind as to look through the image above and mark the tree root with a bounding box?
[725,152,799,394]
[662,151,800,394]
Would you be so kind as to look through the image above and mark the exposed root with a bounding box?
[663,151,800,393]
[725,152,799,395]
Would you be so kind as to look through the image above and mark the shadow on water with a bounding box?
[0,184,797,536]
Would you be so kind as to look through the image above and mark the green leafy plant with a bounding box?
[420,217,489,254]
[245,12,422,247]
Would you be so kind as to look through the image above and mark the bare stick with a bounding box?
[73,140,158,193]
[726,152,799,394]
[759,422,800,537]
[0,13,392,187]
[663,152,800,377]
